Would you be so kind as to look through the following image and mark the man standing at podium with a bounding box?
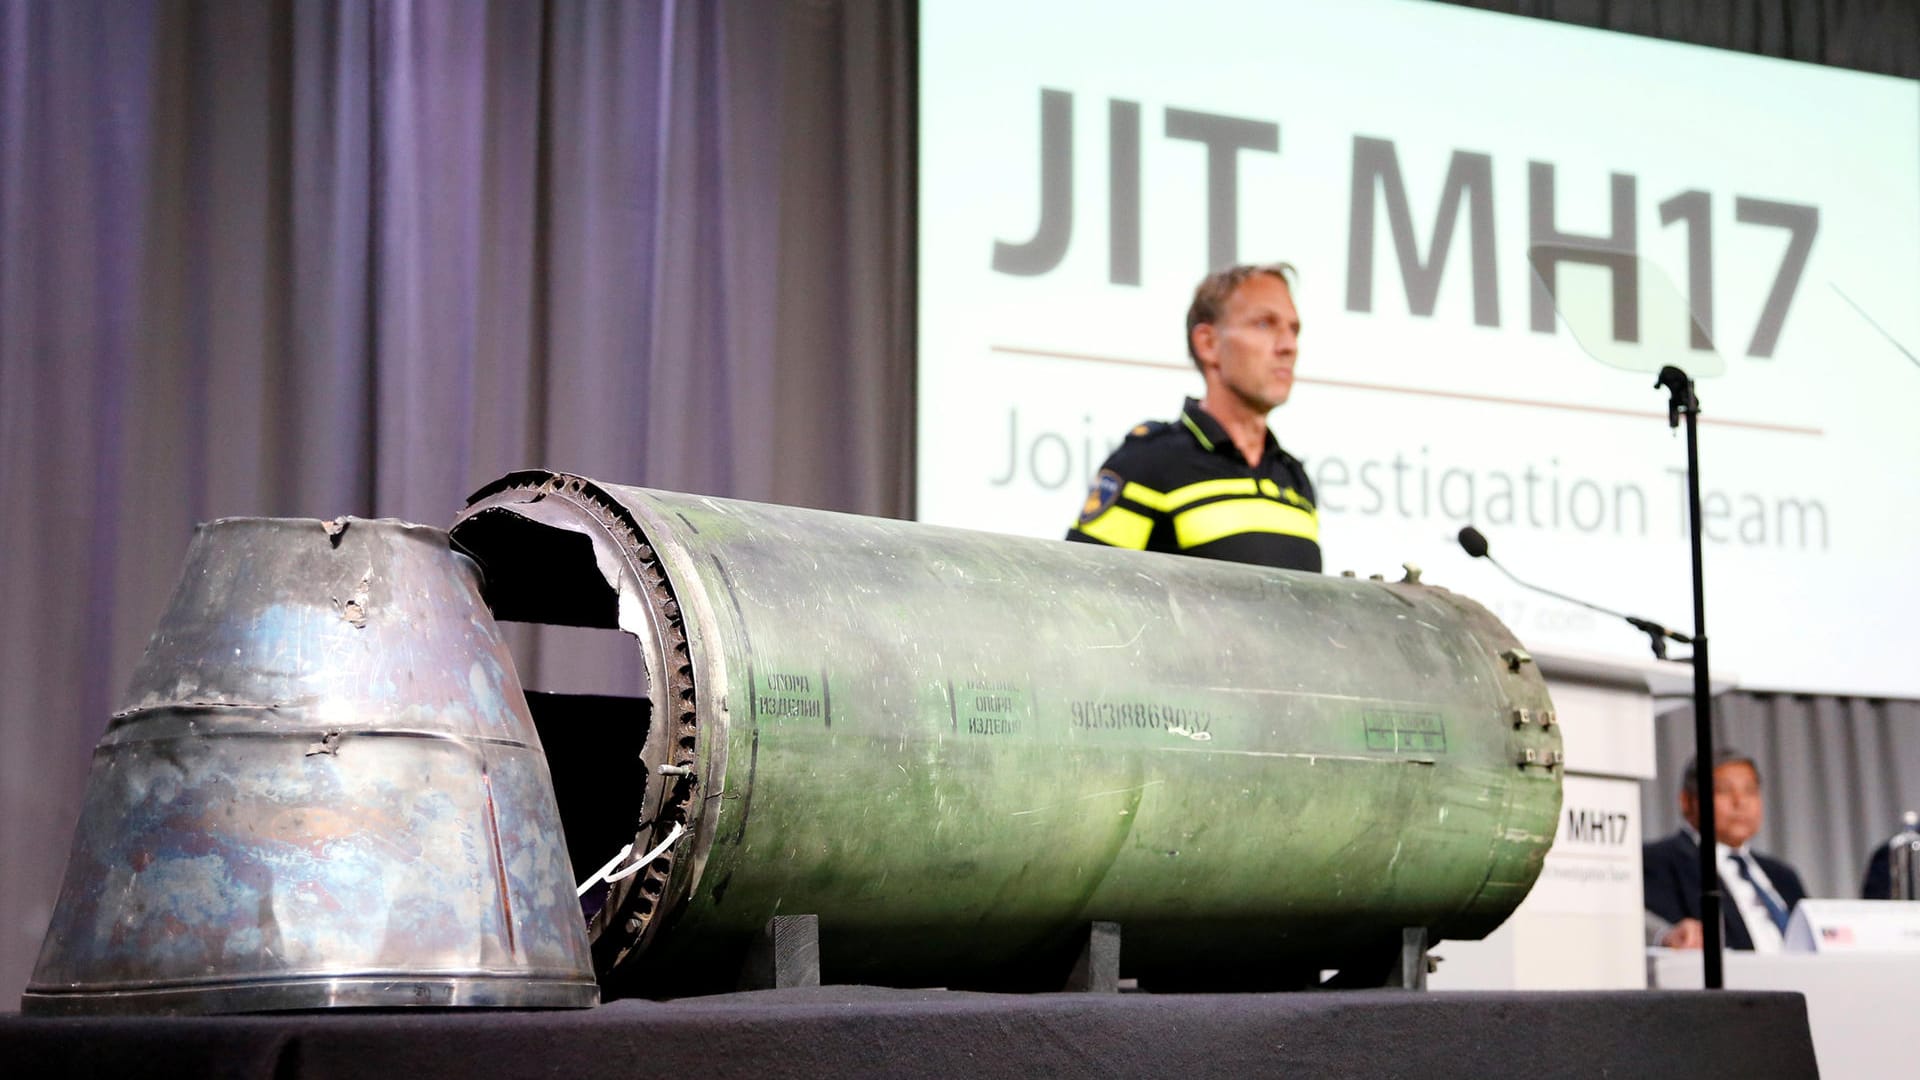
[1066,263,1321,572]
[1644,749,1809,951]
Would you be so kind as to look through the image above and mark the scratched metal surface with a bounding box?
[23,518,595,1014]
[454,474,1562,991]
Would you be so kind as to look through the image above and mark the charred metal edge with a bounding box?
[460,472,700,980]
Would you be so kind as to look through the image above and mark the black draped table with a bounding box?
[2,986,1819,1078]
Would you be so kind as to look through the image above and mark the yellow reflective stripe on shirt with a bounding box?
[1173,497,1318,548]
[1079,504,1154,549]
[1125,477,1312,515]
[1120,481,1172,512]
[1162,476,1259,510]
[1180,413,1216,451]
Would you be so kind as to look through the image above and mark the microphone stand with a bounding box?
[1658,364,1723,991]
[1472,555,1691,661]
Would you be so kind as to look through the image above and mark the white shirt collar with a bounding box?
[1680,823,1787,952]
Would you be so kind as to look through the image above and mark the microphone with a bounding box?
[1456,525,1692,660]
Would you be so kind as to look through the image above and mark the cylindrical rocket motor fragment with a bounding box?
[453,471,1563,992]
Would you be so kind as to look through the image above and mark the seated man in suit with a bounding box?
[1860,811,1919,899]
[1862,844,1896,900]
[1643,749,1808,951]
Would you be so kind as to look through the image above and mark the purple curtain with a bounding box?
[0,0,911,1003]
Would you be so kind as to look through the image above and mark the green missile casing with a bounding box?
[454,472,1562,991]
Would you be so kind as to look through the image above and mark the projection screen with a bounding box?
[917,0,1920,698]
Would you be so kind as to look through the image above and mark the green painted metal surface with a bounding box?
[455,472,1561,990]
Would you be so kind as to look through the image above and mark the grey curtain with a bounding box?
[0,0,911,1003]
[1645,694,1920,901]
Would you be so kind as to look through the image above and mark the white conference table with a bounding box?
[1648,948,1920,1079]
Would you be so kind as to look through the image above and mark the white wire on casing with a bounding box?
[576,822,688,897]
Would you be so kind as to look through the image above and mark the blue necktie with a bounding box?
[1733,853,1791,932]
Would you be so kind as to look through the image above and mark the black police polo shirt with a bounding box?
[1065,397,1321,572]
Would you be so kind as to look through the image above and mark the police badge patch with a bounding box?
[1079,469,1124,524]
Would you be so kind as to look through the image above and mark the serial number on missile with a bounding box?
[1069,700,1216,737]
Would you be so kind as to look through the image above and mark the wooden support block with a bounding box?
[1064,921,1121,993]
[739,914,821,990]
[1392,927,1430,991]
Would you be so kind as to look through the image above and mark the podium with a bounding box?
[1430,650,1730,990]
